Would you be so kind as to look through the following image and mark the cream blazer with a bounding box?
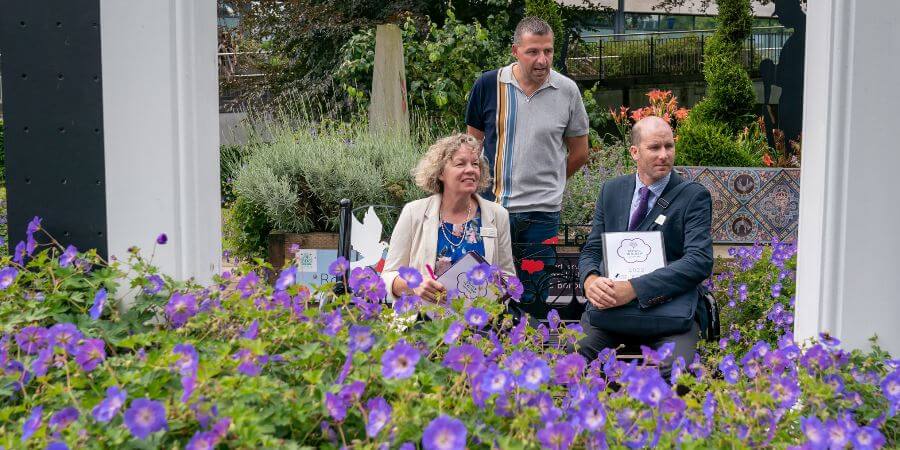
[381,194,516,301]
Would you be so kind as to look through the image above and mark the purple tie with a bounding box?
[628,187,651,231]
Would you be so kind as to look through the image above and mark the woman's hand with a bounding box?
[414,279,446,302]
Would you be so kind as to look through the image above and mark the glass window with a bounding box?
[660,15,694,31]
[625,13,660,33]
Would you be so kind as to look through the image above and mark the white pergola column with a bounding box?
[101,0,221,287]
[796,0,900,354]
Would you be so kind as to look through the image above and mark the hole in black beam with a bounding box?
[58,127,66,134]
[61,178,68,185]
[57,73,64,80]
[25,178,31,184]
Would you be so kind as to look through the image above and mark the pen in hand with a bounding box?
[425,264,437,280]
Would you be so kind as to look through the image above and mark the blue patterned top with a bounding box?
[435,210,484,277]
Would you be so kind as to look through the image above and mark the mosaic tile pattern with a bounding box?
[677,167,801,244]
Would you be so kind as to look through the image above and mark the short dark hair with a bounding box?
[514,17,554,45]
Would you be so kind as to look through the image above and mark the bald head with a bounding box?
[631,116,672,148]
[630,116,676,185]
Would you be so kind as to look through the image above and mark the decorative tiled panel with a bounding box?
[677,167,801,244]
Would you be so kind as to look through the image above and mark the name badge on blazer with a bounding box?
[479,227,497,238]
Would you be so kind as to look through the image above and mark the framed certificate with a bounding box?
[602,231,666,281]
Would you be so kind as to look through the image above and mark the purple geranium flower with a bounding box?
[233,349,266,376]
[31,347,53,377]
[801,416,828,449]
[59,245,78,267]
[464,307,489,328]
[328,256,349,277]
[186,431,218,450]
[422,415,467,450]
[505,275,524,301]
[320,310,343,337]
[517,358,550,390]
[398,266,423,289]
[553,354,586,385]
[49,407,79,430]
[241,320,259,340]
[443,344,485,375]
[75,338,106,372]
[173,343,199,377]
[366,396,392,438]
[124,398,168,439]
[13,241,27,264]
[236,272,259,298]
[852,426,886,450]
[537,421,576,450]
[92,386,127,422]
[349,325,374,353]
[16,326,48,354]
[325,392,347,421]
[443,321,464,345]
[165,293,199,328]
[275,266,297,291]
[48,323,82,354]
[144,275,165,295]
[578,399,607,432]
[466,263,491,286]
[0,266,19,289]
[882,370,899,403]
[381,341,420,380]
[89,288,107,320]
[21,405,43,443]
[156,233,168,245]
[480,366,512,394]
[46,442,68,450]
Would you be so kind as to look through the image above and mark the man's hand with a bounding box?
[584,274,637,309]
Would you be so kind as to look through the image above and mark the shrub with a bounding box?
[561,142,631,225]
[0,219,897,448]
[675,116,762,167]
[222,196,272,259]
[334,11,511,131]
[232,115,425,241]
[688,0,756,133]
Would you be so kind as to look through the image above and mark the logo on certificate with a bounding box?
[616,238,652,263]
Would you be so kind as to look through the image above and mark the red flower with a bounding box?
[520,259,545,274]
[763,153,774,167]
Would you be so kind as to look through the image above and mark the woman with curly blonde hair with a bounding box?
[381,133,516,302]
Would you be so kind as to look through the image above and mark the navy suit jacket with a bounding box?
[578,172,714,309]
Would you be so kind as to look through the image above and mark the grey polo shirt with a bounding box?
[466,63,589,213]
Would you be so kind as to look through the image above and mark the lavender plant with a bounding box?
[0,218,897,448]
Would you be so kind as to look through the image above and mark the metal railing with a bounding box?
[567,26,791,82]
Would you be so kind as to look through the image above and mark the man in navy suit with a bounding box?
[574,116,713,375]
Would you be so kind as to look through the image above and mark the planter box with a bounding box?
[267,230,340,274]
[677,166,800,244]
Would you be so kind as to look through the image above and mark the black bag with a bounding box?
[697,286,721,342]
[586,180,706,337]
[587,288,699,337]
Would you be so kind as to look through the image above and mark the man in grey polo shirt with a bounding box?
[466,16,590,319]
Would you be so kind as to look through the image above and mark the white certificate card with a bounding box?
[602,231,666,281]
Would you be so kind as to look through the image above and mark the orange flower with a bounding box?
[674,107,689,121]
[763,153,774,167]
[630,109,645,122]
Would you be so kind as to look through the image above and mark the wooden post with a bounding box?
[369,24,409,136]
